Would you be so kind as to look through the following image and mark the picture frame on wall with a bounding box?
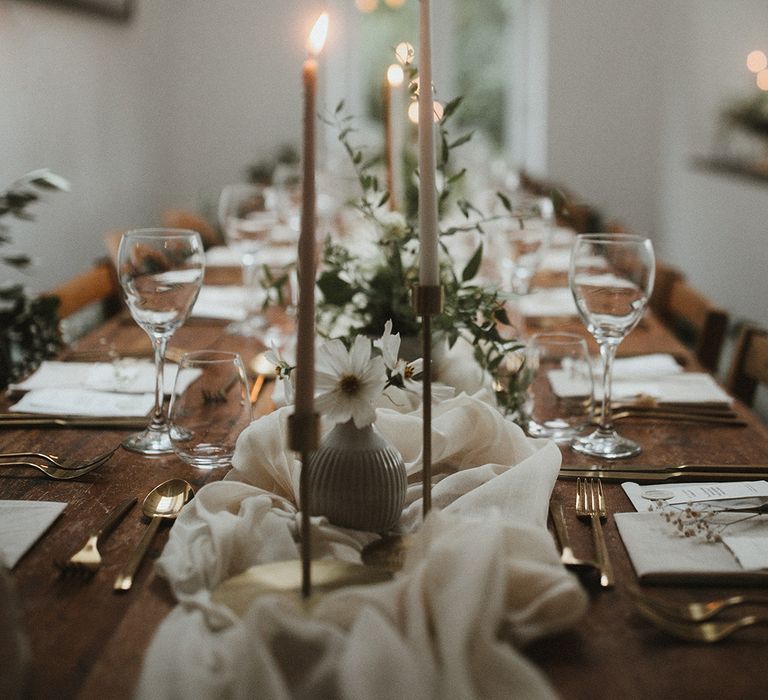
[24,0,134,21]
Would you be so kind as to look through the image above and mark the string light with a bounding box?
[747,50,768,73]
[387,64,404,88]
[757,69,768,91]
[355,0,378,13]
[407,99,444,124]
[385,0,406,7]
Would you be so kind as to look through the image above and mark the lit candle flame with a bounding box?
[307,12,329,57]
[387,64,404,88]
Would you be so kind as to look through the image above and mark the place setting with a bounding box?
[5,2,768,699]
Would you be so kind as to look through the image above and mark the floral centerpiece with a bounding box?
[313,94,529,417]
[270,321,427,531]
[0,170,69,389]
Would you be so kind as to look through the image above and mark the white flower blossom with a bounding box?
[315,335,386,428]
[265,343,295,404]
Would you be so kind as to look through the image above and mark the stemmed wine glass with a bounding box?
[218,183,275,337]
[569,233,655,458]
[117,229,205,454]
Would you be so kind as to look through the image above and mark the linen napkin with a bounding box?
[205,242,297,268]
[514,287,578,319]
[0,501,66,568]
[9,388,154,417]
[615,511,768,583]
[549,353,732,404]
[190,285,275,321]
[616,480,768,582]
[137,393,587,699]
[10,359,192,395]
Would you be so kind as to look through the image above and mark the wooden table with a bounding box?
[3,272,768,699]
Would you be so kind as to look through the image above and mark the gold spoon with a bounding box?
[249,351,278,403]
[113,479,194,592]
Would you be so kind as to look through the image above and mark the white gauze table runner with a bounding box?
[137,393,587,699]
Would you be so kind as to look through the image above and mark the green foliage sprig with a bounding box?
[316,91,528,416]
[0,169,69,388]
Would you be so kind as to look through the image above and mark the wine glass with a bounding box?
[497,194,554,294]
[117,229,205,454]
[569,233,655,459]
[218,183,276,336]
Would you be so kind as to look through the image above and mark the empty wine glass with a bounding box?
[218,183,276,337]
[117,229,205,454]
[569,233,655,458]
[497,194,554,294]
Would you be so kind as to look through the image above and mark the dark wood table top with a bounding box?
[3,272,768,699]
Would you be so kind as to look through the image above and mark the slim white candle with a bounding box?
[295,13,328,416]
[418,0,439,286]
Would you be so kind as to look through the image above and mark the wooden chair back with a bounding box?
[42,259,122,342]
[649,259,684,318]
[161,209,221,249]
[727,325,768,406]
[45,259,120,319]
[660,277,728,373]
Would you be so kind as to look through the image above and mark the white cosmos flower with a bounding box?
[315,335,386,428]
[374,319,401,370]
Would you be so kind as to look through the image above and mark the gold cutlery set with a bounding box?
[0,446,118,480]
[552,479,768,642]
[629,587,768,643]
[550,478,614,590]
[55,479,194,590]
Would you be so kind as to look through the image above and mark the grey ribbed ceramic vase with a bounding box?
[306,419,406,532]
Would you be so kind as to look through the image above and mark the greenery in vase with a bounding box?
[0,170,69,388]
[316,93,529,417]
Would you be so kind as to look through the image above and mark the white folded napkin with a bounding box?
[514,287,578,318]
[10,360,193,396]
[9,387,154,417]
[137,394,587,699]
[539,248,571,272]
[0,501,66,568]
[205,242,297,268]
[615,511,768,581]
[549,353,732,404]
[191,285,271,321]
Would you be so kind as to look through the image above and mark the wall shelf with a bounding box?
[691,156,768,185]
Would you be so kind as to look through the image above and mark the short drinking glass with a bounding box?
[169,351,252,469]
[525,332,594,442]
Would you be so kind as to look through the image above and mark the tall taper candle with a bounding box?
[418,0,439,285]
[295,13,328,416]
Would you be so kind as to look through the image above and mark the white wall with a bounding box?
[0,0,322,294]
[4,0,768,345]
[545,0,768,337]
[0,0,175,293]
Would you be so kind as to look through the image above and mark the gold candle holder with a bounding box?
[412,284,443,517]
[288,412,320,598]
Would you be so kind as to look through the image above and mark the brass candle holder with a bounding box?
[288,411,320,598]
[412,284,444,517]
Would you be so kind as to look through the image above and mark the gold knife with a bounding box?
[559,467,768,482]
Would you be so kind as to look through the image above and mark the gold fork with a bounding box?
[633,599,768,642]
[628,586,768,622]
[575,478,614,588]
[0,455,112,480]
[0,445,118,470]
[56,497,137,578]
